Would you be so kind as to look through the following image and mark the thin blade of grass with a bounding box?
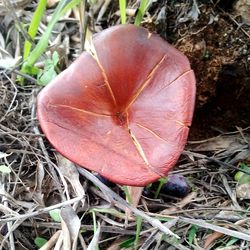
[23,0,47,60]
[134,0,152,26]
[123,186,132,204]
[92,211,97,233]
[87,214,100,250]
[89,208,125,219]
[23,0,81,73]
[134,216,142,250]
[119,0,126,24]
[154,177,167,199]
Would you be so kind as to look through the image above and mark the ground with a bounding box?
[0,0,250,249]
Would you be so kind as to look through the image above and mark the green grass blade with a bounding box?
[23,0,81,71]
[119,237,135,248]
[119,0,126,24]
[134,0,152,26]
[89,207,125,219]
[91,211,100,250]
[34,237,48,248]
[23,0,47,60]
[225,237,239,247]
[154,177,167,198]
[123,186,132,204]
[134,216,142,249]
[188,225,199,245]
[92,211,97,233]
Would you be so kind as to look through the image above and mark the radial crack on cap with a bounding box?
[49,104,111,118]
[87,41,117,106]
[125,54,167,111]
[128,127,163,177]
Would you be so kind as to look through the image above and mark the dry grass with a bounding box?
[0,0,250,249]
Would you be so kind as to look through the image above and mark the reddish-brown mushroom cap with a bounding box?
[37,24,196,186]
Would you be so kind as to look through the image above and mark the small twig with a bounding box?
[150,207,250,215]
[227,13,250,38]
[11,149,26,196]
[0,127,44,137]
[1,220,26,249]
[207,157,250,175]
[0,124,24,133]
[183,150,250,175]
[0,73,18,124]
[188,126,250,144]
[0,195,85,223]
[220,174,241,210]
[186,215,246,223]
[0,66,37,83]
[78,233,88,250]
[179,217,250,241]
[79,0,88,52]
[236,126,249,144]
[21,221,137,235]
[97,0,112,22]
[0,175,15,250]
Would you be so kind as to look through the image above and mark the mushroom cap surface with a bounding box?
[37,24,196,186]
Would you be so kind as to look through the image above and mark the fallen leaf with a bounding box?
[61,205,81,250]
[33,162,45,206]
[87,223,101,250]
[204,231,224,250]
[126,186,143,218]
[57,154,85,206]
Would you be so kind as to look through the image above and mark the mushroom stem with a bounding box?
[126,186,144,219]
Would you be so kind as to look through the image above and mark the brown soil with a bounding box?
[154,1,250,139]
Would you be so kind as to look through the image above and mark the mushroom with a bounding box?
[37,24,196,188]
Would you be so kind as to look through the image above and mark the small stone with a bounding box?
[236,183,250,200]
[234,0,250,24]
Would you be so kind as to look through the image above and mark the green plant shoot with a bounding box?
[37,51,59,85]
[154,177,168,198]
[234,163,250,184]
[34,237,48,248]
[134,216,142,249]
[22,0,81,76]
[23,0,47,60]
[123,186,132,204]
[134,0,152,26]
[49,208,61,222]
[188,225,199,245]
[119,0,126,24]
